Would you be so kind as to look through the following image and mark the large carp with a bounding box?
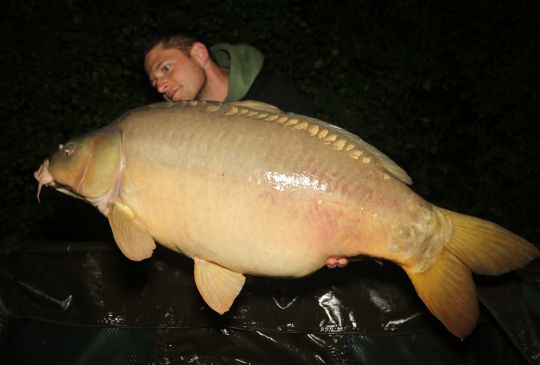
[34,100,538,338]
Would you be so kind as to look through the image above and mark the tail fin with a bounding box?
[403,207,539,338]
[440,208,538,275]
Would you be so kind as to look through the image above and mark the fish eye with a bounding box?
[60,143,75,157]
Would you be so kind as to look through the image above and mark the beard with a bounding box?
[191,64,209,101]
[168,63,208,102]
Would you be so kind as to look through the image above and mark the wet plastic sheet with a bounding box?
[1,240,539,364]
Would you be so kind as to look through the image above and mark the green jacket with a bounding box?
[210,43,313,116]
[210,43,264,102]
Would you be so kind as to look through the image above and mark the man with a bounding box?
[144,32,314,116]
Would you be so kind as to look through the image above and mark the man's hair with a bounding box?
[143,30,202,57]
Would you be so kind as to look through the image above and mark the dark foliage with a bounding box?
[1,0,539,244]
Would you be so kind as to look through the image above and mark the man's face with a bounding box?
[144,43,206,101]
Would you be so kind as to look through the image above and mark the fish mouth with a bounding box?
[34,159,56,203]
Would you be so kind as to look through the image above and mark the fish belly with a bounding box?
[121,167,364,277]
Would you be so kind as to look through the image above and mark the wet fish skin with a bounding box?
[34,100,539,338]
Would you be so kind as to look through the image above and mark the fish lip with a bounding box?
[34,159,55,203]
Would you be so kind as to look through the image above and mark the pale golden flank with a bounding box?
[34,100,538,338]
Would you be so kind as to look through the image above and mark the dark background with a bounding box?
[1,0,539,246]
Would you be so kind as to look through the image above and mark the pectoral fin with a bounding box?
[108,201,156,261]
[193,257,246,314]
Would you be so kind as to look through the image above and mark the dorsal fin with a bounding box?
[298,114,413,185]
[219,100,412,185]
[229,100,283,114]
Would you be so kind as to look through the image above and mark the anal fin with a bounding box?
[108,201,156,261]
[194,257,246,314]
